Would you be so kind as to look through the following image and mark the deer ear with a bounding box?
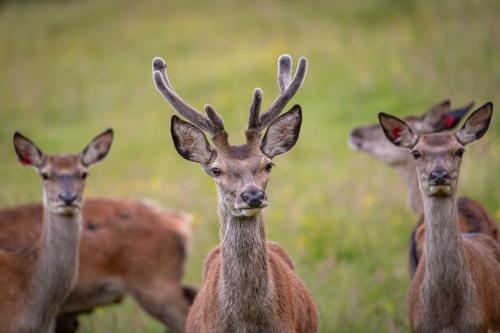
[439,101,475,130]
[456,102,493,146]
[80,128,114,166]
[422,99,451,129]
[171,116,213,164]
[378,113,418,149]
[13,132,46,168]
[261,105,302,158]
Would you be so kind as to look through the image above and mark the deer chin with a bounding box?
[427,185,453,197]
[238,208,264,217]
[53,204,81,217]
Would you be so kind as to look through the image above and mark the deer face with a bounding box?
[349,100,472,166]
[13,129,113,216]
[207,148,272,217]
[379,103,493,198]
[153,55,306,218]
[171,105,302,217]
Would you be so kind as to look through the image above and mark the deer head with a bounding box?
[13,129,114,216]
[152,55,307,217]
[379,102,493,198]
[349,100,474,166]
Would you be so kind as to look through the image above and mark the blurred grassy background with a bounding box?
[0,0,499,332]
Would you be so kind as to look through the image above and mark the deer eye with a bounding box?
[81,172,88,179]
[455,148,465,157]
[40,172,49,180]
[265,162,274,172]
[210,167,222,177]
[410,150,422,160]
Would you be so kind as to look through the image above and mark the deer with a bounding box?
[151,54,318,333]
[0,198,195,333]
[349,100,499,276]
[379,102,500,333]
[0,129,113,333]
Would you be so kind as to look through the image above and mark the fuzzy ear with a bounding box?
[456,102,493,146]
[378,113,418,149]
[261,105,302,158]
[422,99,451,129]
[80,128,114,166]
[171,116,213,164]
[13,132,46,168]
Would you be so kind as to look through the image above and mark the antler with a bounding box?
[152,57,226,138]
[247,54,307,137]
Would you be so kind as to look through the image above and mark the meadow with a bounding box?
[0,0,499,332]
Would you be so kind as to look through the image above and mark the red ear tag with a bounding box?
[20,151,32,165]
[443,114,455,129]
[391,127,402,140]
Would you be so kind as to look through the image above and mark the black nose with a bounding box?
[241,189,266,208]
[429,169,450,185]
[349,129,363,148]
[59,193,78,205]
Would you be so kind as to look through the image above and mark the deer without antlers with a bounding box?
[152,54,318,333]
[0,129,113,333]
[380,103,500,333]
[0,198,195,333]
[349,100,499,276]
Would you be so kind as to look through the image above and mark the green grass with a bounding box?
[0,0,499,332]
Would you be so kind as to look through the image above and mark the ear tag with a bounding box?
[392,127,402,140]
[20,151,32,165]
[443,114,456,129]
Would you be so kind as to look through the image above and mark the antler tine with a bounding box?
[204,104,225,131]
[247,88,263,132]
[278,54,292,93]
[259,56,307,130]
[152,57,216,135]
[152,57,175,92]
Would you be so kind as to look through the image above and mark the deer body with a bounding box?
[0,198,194,333]
[0,209,82,333]
[0,130,113,333]
[409,196,500,333]
[187,203,317,333]
[379,104,500,332]
[152,54,318,332]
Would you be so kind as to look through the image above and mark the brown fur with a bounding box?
[409,233,500,332]
[187,230,317,333]
[412,197,499,275]
[0,198,194,333]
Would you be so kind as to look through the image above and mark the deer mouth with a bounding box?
[428,185,452,196]
[54,204,81,216]
[236,202,268,217]
[239,207,265,217]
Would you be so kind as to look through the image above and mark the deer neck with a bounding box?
[218,205,271,325]
[395,163,424,215]
[25,194,82,328]
[420,193,472,320]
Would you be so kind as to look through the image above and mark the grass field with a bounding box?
[0,0,499,332]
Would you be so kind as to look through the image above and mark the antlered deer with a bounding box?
[0,129,113,333]
[152,54,318,333]
[379,103,500,333]
[349,100,498,276]
[0,198,195,333]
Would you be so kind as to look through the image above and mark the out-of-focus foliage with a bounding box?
[0,0,498,331]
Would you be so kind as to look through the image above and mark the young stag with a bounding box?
[0,129,113,333]
[350,100,498,276]
[0,198,195,333]
[380,103,500,333]
[152,54,318,333]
